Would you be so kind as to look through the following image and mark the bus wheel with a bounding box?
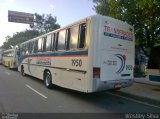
[21,66,25,76]
[44,71,53,89]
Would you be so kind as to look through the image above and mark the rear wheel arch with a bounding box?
[21,65,25,76]
[43,69,53,89]
[43,69,51,79]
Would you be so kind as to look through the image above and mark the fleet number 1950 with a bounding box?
[72,59,82,67]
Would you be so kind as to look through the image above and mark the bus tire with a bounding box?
[21,66,25,76]
[44,71,53,89]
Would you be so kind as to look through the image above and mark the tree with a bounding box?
[1,13,61,50]
[31,13,60,34]
[1,30,40,49]
[93,0,160,52]
[93,0,109,15]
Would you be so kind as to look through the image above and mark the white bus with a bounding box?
[2,48,18,69]
[18,15,135,92]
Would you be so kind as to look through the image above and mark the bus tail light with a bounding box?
[93,67,100,78]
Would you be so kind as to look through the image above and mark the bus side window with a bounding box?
[21,44,25,55]
[46,35,52,51]
[11,51,14,57]
[25,43,29,55]
[28,42,32,54]
[38,38,42,52]
[55,32,59,51]
[70,25,79,49]
[52,33,56,51]
[22,44,27,55]
[42,36,47,52]
[51,33,55,51]
[58,30,66,51]
[34,40,38,53]
[66,28,70,50]
[78,23,86,49]
[7,52,9,57]
[31,41,35,54]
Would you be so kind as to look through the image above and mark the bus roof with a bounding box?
[20,15,132,45]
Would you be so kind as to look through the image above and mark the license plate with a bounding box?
[114,84,121,88]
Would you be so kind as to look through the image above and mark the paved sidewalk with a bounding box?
[120,82,160,102]
[134,77,160,86]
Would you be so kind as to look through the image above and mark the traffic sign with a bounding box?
[8,10,34,24]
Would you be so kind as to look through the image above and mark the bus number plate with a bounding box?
[72,59,82,67]
[114,84,121,88]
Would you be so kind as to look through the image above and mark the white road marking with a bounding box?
[5,71,11,75]
[25,84,48,99]
[106,92,160,109]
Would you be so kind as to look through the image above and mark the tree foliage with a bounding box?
[1,30,40,49]
[31,13,60,34]
[93,0,160,51]
[0,13,61,50]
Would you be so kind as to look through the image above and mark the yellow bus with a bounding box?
[2,48,18,69]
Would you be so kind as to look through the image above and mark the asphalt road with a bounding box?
[0,65,159,113]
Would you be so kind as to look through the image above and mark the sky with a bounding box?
[0,0,96,46]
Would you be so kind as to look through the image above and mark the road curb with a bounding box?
[134,78,160,87]
[113,91,160,107]
[134,81,160,87]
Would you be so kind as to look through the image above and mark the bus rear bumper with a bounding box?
[94,79,133,92]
